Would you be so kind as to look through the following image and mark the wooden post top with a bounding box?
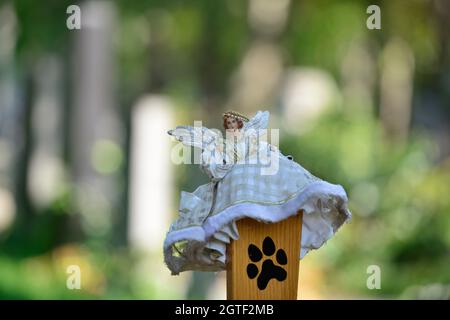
[226,211,303,300]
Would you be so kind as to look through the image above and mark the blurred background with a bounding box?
[0,0,449,299]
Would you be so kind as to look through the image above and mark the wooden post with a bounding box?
[226,210,303,300]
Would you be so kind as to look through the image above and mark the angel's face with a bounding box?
[226,117,239,130]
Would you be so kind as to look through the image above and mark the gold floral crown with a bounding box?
[222,110,249,122]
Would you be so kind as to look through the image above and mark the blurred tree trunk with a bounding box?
[14,71,34,224]
[70,1,122,245]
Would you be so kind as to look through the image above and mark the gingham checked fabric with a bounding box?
[212,157,320,216]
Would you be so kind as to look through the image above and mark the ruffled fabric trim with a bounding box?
[164,180,351,275]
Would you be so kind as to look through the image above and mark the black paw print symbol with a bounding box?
[246,236,288,290]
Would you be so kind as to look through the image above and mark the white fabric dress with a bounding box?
[164,111,351,275]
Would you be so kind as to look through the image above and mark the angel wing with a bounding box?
[168,125,232,180]
[168,125,221,150]
[243,110,269,132]
[242,110,270,141]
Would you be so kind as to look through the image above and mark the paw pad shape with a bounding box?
[246,236,288,290]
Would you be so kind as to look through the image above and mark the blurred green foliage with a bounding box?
[0,0,449,299]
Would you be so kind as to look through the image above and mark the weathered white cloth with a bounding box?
[164,111,351,275]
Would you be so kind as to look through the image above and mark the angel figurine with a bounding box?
[164,110,351,275]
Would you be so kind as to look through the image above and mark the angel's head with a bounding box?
[223,110,249,131]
